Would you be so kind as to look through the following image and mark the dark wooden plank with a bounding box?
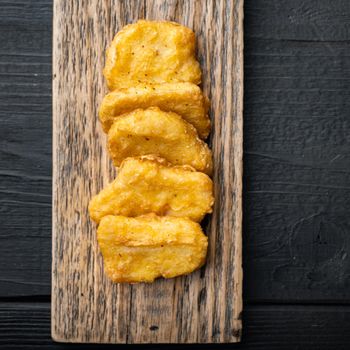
[0,0,52,25]
[0,0,52,297]
[243,0,350,302]
[52,0,243,344]
[2,303,350,349]
[245,0,350,41]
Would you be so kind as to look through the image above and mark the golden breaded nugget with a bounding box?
[97,214,208,283]
[89,156,214,223]
[107,107,212,174]
[99,82,210,139]
[104,20,201,90]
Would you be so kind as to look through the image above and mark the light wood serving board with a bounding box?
[52,0,243,344]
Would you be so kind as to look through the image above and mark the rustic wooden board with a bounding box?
[52,0,243,344]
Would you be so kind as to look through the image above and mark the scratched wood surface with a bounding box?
[3,0,350,304]
[5,304,350,350]
[52,0,243,344]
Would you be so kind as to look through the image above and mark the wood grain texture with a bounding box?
[52,0,243,344]
[4,303,350,350]
[2,0,350,348]
[243,0,350,302]
[2,0,350,305]
[0,0,52,297]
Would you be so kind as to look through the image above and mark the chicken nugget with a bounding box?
[97,214,208,283]
[107,107,212,174]
[89,156,214,223]
[99,82,210,139]
[104,20,201,90]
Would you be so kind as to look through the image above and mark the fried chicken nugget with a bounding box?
[89,156,214,224]
[97,214,208,283]
[99,82,210,139]
[104,20,201,90]
[107,107,212,174]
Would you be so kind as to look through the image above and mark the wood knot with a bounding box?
[232,328,242,338]
[291,214,344,265]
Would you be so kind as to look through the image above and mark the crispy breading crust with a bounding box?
[88,156,214,224]
[97,214,208,282]
[99,82,210,139]
[107,107,212,174]
[103,20,201,90]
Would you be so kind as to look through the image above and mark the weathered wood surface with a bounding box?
[2,0,350,346]
[2,0,350,305]
[0,0,52,297]
[3,303,350,350]
[52,0,243,344]
[0,0,350,303]
[243,0,350,302]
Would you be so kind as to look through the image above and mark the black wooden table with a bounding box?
[1,0,350,348]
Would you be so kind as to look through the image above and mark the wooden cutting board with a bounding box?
[52,0,243,344]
